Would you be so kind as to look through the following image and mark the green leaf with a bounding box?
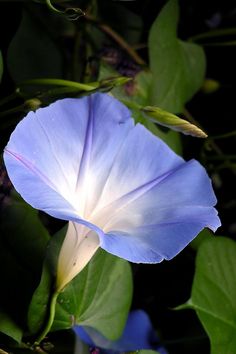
[7,10,63,83]
[0,194,50,274]
[0,51,3,83]
[99,2,143,45]
[188,237,236,353]
[28,226,133,341]
[0,310,23,343]
[53,248,133,341]
[190,228,213,251]
[27,260,53,335]
[148,0,206,113]
[0,194,50,335]
[27,226,66,335]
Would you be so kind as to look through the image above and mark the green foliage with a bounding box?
[186,237,236,353]
[27,259,53,335]
[27,226,66,335]
[28,226,133,341]
[0,310,23,343]
[54,248,132,340]
[99,2,143,45]
[0,193,50,273]
[0,194,50,342]
[190,228,213,251]
[7,10,63,83]
[148,0,206,113]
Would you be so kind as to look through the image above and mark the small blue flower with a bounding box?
[74,309,168,354]
[4,93,220,290]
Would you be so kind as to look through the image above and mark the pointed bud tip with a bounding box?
[142,106,208,139]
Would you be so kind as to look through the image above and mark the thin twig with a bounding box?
[85,14,146,66]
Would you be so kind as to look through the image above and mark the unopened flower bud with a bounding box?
[142,106,207,138]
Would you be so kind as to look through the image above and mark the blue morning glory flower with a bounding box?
[74,309,168,354]
[4,93,220,290]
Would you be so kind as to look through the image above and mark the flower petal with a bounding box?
[74,310,160,351]
[4,93,133,221]
[56,221,100,292]
[101,206,220,263]
[97,150,220,262]
[91,124,184,215]
[4,93,220,267]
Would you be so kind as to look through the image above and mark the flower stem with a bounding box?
[119,98,142,111]
[19,78,98,91]
[189,27,236,42]
[45,0,61,14]
[0,104,25,118]
[85,14,146,66]
[211,130,236,140]
[34,291,59,346]
[45,0,85,20]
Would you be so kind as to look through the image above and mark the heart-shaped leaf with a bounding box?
[148,0,206,113]
[186,237,236,353]
[28,226,133,341]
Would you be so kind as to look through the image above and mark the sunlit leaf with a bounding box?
[148,0,206,113]
[28,226,133,341]
[54,249,133,341]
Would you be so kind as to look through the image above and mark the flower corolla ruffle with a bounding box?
[4,93,220,289]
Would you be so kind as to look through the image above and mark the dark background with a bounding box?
[0,1,235,353]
